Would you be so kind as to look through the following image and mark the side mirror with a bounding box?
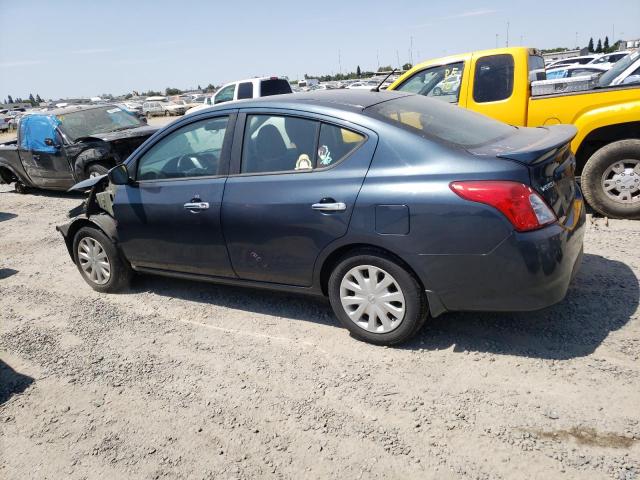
[108,164,130,185]
[44,138,60,148]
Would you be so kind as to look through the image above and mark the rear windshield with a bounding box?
[260,79,292,97]
[366,95,515,148]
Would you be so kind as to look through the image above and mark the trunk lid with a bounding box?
[468,125,578,221]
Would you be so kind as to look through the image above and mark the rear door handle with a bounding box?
[183,202,210,212]
[311,202,347,212]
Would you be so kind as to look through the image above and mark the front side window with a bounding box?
[395,62,464,104]
[137,117,228,180]
[237,82,254,99]
[214,84,235,104]
[241,115,318,174]
[473,54,514,103]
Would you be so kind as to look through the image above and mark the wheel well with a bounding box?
[575,122,640,175]
[319,243,425,296]
[0,166,17,184]
[62,219,106,259]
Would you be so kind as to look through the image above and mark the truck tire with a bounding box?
[581,139,640,219]
[86,162,110,178]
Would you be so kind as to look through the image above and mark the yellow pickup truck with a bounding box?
[388,47,640,219]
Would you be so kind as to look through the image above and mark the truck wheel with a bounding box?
[581,140,640,219]
[86,163,110,179]
[15,182,28,194]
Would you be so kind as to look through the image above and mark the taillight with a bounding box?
[450,181,556,232]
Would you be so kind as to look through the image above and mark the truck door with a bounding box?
[466,52,528,126]
[18,115,74,189]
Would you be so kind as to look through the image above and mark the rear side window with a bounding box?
[528,54,546,81]
[366,95,514,148]
[241,115,318,174]
[473,54,514,103]
[237,82,253,99]
[260,79,292,97]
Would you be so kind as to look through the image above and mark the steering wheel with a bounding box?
[176,154,205,176]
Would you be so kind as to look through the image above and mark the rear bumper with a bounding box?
[416,190,586,314]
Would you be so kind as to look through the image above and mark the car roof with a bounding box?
[201,90,412,114]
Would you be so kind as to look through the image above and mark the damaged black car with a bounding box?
[0,104,157,192]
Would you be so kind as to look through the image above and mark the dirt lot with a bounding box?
[1,181,639,480]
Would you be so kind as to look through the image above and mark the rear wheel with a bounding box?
[582,139,640,219]
[73,227,132,293]
[164,110,171,116]
[328,252,428,345]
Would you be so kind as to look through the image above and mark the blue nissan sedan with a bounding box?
[58,90,586,345]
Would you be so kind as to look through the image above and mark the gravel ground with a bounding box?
[0,182,639,480]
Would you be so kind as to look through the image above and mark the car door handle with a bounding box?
[311,202,347,212]
[183,202,210,211]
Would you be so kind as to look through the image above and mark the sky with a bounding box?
[1,0,639,100]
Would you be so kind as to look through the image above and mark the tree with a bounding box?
[204,83,216,93]
[197,84,202,91]
[603,36,610,52]
[356,65,361,78]
[7,95,13,104]
[596,38,602,53]
[402,62,413,71]
[28,93,36,106]
[165,87,182,96]
[378,65,393,72]
[588,37,594,52]
[35,94,43,103]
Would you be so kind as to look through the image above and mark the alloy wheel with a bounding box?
[339,265,406,333]
[601,159,640,204]
[77,237,111,285]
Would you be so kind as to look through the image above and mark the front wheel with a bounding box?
[328,252,428,345]
[164,110,171,116]
[73,227,132,293]
[581,139,640,219]
[86,162,110,179]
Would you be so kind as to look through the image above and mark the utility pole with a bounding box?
[338,49,342,74]
[410,36,414,65]
[396,49,400,69]
[575,32,579,48]
[506,21,509,47]
[376,49,380,70]
[520,34,524,45]
[495,33,499,48]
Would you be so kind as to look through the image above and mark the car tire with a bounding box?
[328,251,428,345]
[164,110,170,117]
[73,226,132,293]
[86,162,110,179]
[581,139,640,219]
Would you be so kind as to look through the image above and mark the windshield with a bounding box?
[57,106,144,141]
[598,51,640,86]
[366,95,515,148]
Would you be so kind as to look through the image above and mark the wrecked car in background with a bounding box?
[0,104,157,192]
